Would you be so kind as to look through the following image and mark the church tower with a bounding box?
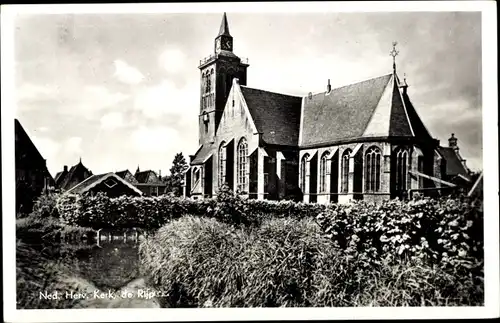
[198,12,249,145]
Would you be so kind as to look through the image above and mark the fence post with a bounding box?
[96,228,102,247]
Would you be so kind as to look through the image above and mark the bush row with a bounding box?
[315,195,484,273]
[56,185,326,230]
[138,216,483,307]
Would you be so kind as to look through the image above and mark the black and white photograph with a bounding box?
[2,1,498,322]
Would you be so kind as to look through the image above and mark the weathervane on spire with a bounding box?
[389,41,399,72]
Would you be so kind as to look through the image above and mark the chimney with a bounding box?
[326,79,331,93]
[401,76,408,95]
[448,133,458,151]
[64,165,68,172]
[159,169,161,178]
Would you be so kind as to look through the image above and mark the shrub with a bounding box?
[315,196,483,271]
[31,191,61,219]
[139,216,248,307]
[139,215,483,307]
[56,189,325,230]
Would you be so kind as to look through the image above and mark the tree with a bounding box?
[164,152,189,196]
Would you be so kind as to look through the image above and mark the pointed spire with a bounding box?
[79,156,82,164]
[136,165,140,174]
[217,12,231,37]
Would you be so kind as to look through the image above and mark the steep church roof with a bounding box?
[299,72,429,147]
[240,86,302,146]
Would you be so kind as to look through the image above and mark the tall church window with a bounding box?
[236,138,248,193]
[218,141,226,188]
[365,146,382,192]
[205,70,213,94]
[341,149,351,193]
[395,147,408,192]
[300,154,309,192]
[319,151,330,193]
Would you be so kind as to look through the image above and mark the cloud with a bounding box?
[64,136,83,156]
[16,83,60,102]
[113,59,145,85]
[131,126,181,153]
[100,112,125,130]
[159,48,186,74]
[31,136,60,161]
[17,82,129,119]
[133,79,198,120]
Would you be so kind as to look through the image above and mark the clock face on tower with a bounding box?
[221,39,232,51]
[215,38,221,51]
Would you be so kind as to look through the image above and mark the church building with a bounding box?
[184,13,470,203]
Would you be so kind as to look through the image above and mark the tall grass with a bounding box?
[139,215,483,307]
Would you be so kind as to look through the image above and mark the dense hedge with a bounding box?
[315,195,484,274]
[56,186,325,230]
[139,216,483,307]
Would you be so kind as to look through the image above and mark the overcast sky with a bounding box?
[13,10,482,176]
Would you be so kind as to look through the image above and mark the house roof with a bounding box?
[191,144,215,165]
[54,171,66,183]
[116,170,139,184]
[135,170,161,184]
[299,73,428,147]
[67,172,143,196]
[437,146,470,178]
[15,119,45,164]
[15,119,55,182]
[240,86,302,146]
[57,160,93,190]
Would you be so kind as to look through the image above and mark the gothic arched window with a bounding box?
[218,141,226,188]
[319,151,330,192]
[300,154,309,192]
[395,147,409,192]
[236,138,248,193]
[365,146,382,192]
[205,70,213,94]
[341,149,351,193]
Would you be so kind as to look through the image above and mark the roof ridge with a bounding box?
[66,173,101,193]
[312,73,393,97]
[240,85,302,99]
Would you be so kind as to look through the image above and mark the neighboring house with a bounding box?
[184,13,473,204]
[15,119,55,213]
[437,133,472,186]
[116,169,139,185]
[54,158,93,191]
[134,167,167,196]
[66,172,143,197]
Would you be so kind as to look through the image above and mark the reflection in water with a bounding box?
[63,233,142,290]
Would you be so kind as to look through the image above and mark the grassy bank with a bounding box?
[139,215,483,307]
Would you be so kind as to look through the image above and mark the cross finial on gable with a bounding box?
[389,41,399,73]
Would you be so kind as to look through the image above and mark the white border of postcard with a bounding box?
[2,1,498,322]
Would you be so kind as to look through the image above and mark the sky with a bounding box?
[13,10,483,177]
